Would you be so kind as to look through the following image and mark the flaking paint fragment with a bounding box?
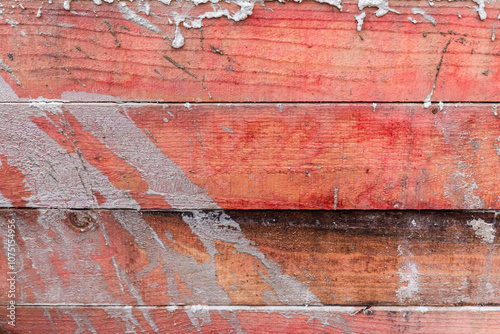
[119,2,162,35]
[358,0,400,17]
[411,7,436,26]
[1,0,493,50]
[407,16,418,24]
[473,0,487,20]
[355,11,366,31]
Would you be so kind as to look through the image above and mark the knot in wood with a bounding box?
[67,211,96,232]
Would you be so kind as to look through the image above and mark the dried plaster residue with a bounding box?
[13,0,490,49]
[468,218,496,244]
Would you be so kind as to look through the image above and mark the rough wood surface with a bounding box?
[0,209,498,307]
[1,101,500,209]
[2,306,500,334]
[0,0,499,102]
[2,1,499,332]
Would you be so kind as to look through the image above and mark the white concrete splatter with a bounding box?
[0,0,495,50]
[468,218,496,244]
[411,7,436,26]
[355,11,366,32]
[183,211,321,305]
[0,77,139,209]
[119,2,162,35]
[63,101,217,209]
[358,0,400,17]
[397,261,421,302]
[113,210,232,305]
[13,210,115,304]
[396,243,421,303]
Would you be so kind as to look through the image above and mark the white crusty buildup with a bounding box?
[473,0,487,20]
[411,7,436,26]
[29,0,500,49]
[358,0,400,17]
[355,12,366,32]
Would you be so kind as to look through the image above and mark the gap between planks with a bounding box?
[0,101,499,104]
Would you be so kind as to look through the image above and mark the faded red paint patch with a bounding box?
[30,114,78,154]
[92,190,107,206]
[0,154,31,206]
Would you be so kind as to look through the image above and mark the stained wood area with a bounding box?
[1,0,500,333]
[0,209,498,308]
[0,0,499,102]
[0,102,499,210]
[4,306,500,334]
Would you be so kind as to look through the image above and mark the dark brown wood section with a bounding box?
[0,209,498,310]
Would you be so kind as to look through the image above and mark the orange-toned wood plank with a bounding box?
[0,210,498,306]
[0,0,499,102]
[1,102,500,209]
[2,306,500,333]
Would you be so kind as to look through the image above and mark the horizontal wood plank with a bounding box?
[0,209,498,306]
[1,102,500,209]
[0,0,500,102]
[2,306,500,334]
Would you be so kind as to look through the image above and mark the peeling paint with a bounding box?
[4,0,483,50]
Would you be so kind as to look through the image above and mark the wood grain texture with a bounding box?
[2,306,500,334]
[0,209,498,307]
[1,102,500,209]
[0,0,499,102]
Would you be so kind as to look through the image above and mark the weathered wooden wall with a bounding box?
[1,0,500,333]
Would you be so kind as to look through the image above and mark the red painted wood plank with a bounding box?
[2,306,500,333]
[0,102,499,209]
[0,210,498,306]
[0,0,499,102]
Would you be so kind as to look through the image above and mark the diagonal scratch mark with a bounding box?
[163,56,197,78]
[103,19,121,47]
[424,38,451,108]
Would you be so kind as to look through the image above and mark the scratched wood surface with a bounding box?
[0,209,498,307]
[1,102,500,210]
[3,306,500,334]
[0,0,499,103]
